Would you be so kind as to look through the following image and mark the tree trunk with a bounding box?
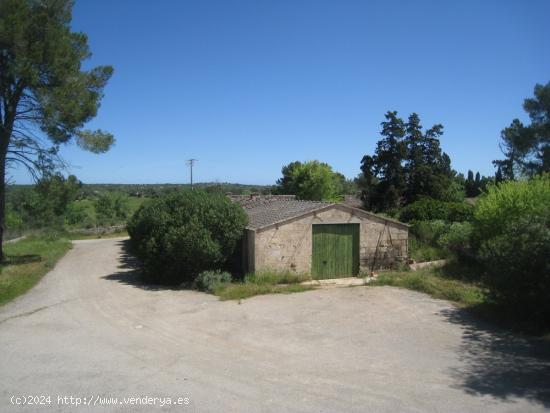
[0,149,6,261]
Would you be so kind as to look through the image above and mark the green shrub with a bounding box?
[400,198,473,223]
[410,220,449,244]
[473,175,550,323]
[194,270,232,292]
[127,190,248,285]
[409,236,449,262]
[438,222,473,256]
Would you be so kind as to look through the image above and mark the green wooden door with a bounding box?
[312,224,359,279]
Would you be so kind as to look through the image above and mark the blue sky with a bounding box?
[11,0,550,184]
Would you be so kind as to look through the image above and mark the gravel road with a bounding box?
[1,238,549,412]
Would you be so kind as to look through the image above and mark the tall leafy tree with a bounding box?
[359,111,455,211]
[276,160,343,201]
[0,0,114,257]
[403,113,451,203]
[360,111,406,210]
[275,161,302,195]
[35,173,81,218]
[494,81,550,178]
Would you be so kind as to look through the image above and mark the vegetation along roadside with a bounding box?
[0,235,72,306]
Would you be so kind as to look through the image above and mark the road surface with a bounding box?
[1,238,549,412]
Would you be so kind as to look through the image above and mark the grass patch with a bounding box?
[244,271,311,285]
[371,262,550,336]
[212,271,313,300]
[371,263,486,307]
[0,235,72,306]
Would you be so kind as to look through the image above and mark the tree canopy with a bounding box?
[275,160,344,201]
[494,81,550,179]
[0,0,114,255]
[358,111,454,211]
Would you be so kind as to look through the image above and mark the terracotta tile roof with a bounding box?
[229,195,333,230]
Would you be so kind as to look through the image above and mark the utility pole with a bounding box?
[186,158,198,190]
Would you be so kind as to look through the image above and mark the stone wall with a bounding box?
[251,205,408,274]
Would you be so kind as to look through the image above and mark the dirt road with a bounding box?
[1,238,549,412]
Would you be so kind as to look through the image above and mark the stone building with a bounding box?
[230,195,409,278]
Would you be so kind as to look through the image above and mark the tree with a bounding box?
[276,160,343,201]
[465,170,477,197]
[494,81,550,178]
[359,111,407,211]
[0,0,114,257]
[35,173,81,222]
[335,172,358,195]
[275,161,302,195]
[359,111,454,211]
[495,166,504,184]
[403,113,452,203]
[94,192,129,226]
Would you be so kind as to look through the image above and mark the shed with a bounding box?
[230,195,409,278]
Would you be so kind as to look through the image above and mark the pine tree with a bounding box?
[465,170,476,197]
[359,111,406,211]
[495,166,504,184]
[403,113,452,203]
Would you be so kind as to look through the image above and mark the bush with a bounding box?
[194,270,232,292]
[473,175,550,323]
[127,190,248,285]
[400,198,473,223]
[410,220,449,244]
[438,222,473,257]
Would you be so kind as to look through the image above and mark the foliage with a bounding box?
[244,271,311,285]
[93,193,130,226]
[472,175,550,322]
[410,220,449,244]
[494,81,550,178]
[275,161,303,195]
[403,113,453,203]
[438,222,473,256]
[5,174,82,230]
[399,198,474,223]
[464,170,492,197]
[193,270,232,292]
[360,111,406,210]
[441,177,466,202]
[0,234,72,306]
[359,111,455,211]
[335,173,359,195]
[409,236,449,262]
[65,202,90,227]
[370,263,486,307]
[212,271,312,300]
[127,190,247,285]
[275,160,344,201]
[0,0,114,254]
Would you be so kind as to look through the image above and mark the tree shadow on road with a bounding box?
[441,306,550,407]
[101,240,181,291]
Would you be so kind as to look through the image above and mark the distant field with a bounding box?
[4,182,273,234]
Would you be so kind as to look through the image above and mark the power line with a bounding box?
[186,158,198,189]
